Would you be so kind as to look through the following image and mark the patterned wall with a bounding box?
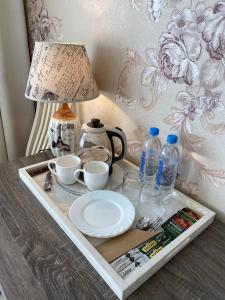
[23,0,62,56]
[24,0,225,221]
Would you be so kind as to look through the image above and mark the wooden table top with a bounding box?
[0,152,225,300]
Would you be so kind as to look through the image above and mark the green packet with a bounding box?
[162,211,196,238]
[139,233,174,258]
[181,207,201,221]
[139,208,201,257]
[139,232,171,254]
[147,237,172,258]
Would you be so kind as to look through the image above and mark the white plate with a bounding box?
[69,190,135,238]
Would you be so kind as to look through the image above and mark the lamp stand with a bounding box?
[48,103,81,157]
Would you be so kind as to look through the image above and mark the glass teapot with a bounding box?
[77,118,127,173]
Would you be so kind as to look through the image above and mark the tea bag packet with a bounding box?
[97,229,159,263]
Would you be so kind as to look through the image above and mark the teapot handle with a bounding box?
[106,127,127,163]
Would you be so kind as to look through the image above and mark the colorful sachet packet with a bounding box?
[110,207,202,279]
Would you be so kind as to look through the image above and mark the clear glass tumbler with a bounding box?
[136,182,165,221]
[122,171,141,208]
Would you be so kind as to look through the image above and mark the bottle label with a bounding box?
[145,149,157,177]
[139,151,146,178]
[156,158,177,187]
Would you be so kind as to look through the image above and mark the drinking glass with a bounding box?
[122,171,141,208]
[136,182,165,221]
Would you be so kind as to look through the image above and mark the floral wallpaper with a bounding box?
[116,0,225,196]
[24,0,225,220]
[23,0,62,55]
[131,0,175,22]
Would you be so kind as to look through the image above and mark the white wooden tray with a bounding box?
[19,159,215,300]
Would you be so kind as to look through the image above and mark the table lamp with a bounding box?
[25,42,99,157]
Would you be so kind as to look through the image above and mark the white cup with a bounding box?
[74,161,109,191]
[48,155,81,185]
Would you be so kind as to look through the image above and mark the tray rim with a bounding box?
[19,158,216,300]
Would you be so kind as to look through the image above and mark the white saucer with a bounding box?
[57,163,125,195]
[69,190,135,238]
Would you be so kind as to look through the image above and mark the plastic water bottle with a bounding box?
[155,134,180,196]
[139,127,161,181]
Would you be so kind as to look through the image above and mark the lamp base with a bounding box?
[48,104,81,157]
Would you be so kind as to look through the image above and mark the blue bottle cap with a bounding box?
[149,127,159,136]
[167,134,178,144]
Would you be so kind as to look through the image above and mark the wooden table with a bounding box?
[0,152,225,300]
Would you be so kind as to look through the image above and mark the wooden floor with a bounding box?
[0,152,225,300]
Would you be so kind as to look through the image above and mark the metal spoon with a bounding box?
[136,216,163,231]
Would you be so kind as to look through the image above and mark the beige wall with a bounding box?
[24,0,225,222]
[0,0,34,161]
[0,115,7,162]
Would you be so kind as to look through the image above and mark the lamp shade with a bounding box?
[25,42,99,102]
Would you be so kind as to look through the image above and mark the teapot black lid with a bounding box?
[87,118,104,128]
